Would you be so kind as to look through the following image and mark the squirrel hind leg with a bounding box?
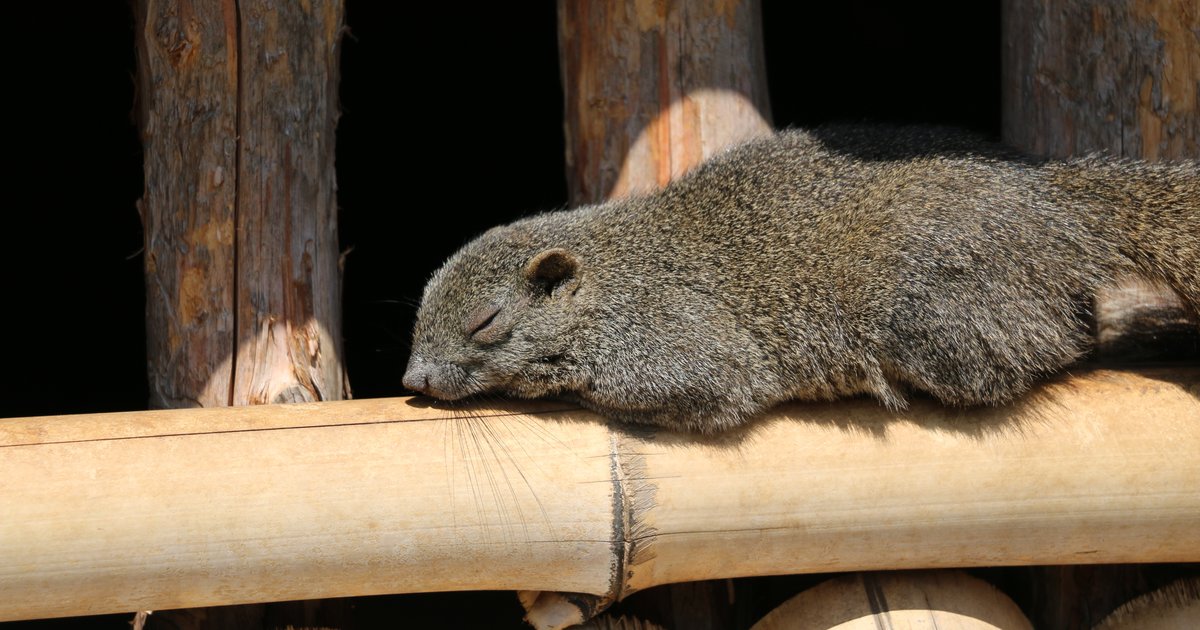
[882,298,1093,408]
[893,363,1033,408]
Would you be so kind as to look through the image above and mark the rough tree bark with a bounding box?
[137,0,238,409]
[1002,0,1199,361]
[136,0,346,627]
[557,0,773,206]
[139,0,347,410]
[1001,1,1200,627]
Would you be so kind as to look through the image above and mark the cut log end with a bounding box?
[749,570,1032,630]
[521,591,613,630]
[1094,577,1200,630]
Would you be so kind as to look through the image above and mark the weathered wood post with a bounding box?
[1001,0,1199,626]
[136,0,346,626]
[557,0,773,206]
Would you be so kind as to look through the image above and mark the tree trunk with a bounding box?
[1002,0,1199,362]
[136,0,346,626]
[139,0,347,410]
[1001,1,1199,626]
[137,0,238,409]
[557,0,773,206]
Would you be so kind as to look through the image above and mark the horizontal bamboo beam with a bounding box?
[2,368,1198,621]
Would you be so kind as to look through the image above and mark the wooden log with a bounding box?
[136,0,239,408]
[557,0,772,206]
[231,0,347,407]
[1,368,1197,623]
[1001,0,1198,160]
[1096,278,1199,362]
[1001,0,1200,360]
[750,571,1032,630]
[1095,577,1200,629]
[137,0,347,409]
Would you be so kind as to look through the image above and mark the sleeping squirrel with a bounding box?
[402,126,1199,433]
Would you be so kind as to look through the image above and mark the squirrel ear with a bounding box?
[524,248,580,296]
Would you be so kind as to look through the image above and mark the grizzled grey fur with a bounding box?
[403,126,1199,433]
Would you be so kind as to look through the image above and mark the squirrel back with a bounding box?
[403,127,1199,433]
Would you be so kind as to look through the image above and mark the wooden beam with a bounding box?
[2,368,1198,622]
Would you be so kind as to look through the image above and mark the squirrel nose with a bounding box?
[402,359,432,395]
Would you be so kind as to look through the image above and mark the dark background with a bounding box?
[0,1,1027,628]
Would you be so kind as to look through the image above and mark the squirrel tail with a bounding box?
[1055,157,1200,314]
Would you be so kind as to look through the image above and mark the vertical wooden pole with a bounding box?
[136,0,346,626]
[1002,0,1199,360]
[139,0,346,411]
[1002,0,1198,159]
[557,0,773,206]
[137,0,239,409]
[1001,0,1199,626]
[233,0,347,406]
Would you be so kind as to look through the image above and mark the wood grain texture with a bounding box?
[1002,0,1198,160]
[137,0,347,410]
[233,0,346,406]
[557,0,773,205]
[2,369,1197,622]
[136,0,239,409]
[1096,277,1198,360]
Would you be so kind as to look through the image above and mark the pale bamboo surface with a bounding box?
[1,368,1198,621]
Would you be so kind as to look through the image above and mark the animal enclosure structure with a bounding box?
[3,0,1197,628]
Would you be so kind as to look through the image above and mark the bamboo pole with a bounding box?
[2,368,1198,622]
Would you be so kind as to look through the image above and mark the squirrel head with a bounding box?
[403,225,586,402]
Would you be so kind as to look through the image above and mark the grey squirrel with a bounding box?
[403,126,1199,433]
